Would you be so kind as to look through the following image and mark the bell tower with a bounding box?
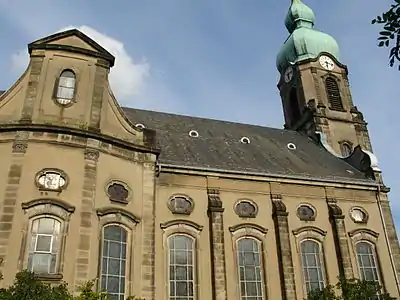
[276,0,373,156]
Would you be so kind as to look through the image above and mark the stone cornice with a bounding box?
[158,163,378,189]
[28,29,115,67]
[0,123,160,156]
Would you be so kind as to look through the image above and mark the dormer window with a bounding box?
[55,70,76,106]
[325,77,344,111]
[339,141,353,157]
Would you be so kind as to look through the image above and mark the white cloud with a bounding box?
[10,25,150,101]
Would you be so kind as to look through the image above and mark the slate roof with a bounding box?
[122,107,375,185]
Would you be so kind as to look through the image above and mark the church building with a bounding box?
[0,0,399,299]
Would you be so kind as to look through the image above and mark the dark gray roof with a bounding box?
[123,107,374,184]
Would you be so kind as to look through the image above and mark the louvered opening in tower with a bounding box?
[325,77,344,111]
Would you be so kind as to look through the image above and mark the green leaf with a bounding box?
[390,56,395,67]
[379,41,386,47]
[385,40,390,47]
[380,31,392,36]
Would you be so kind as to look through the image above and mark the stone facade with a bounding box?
[0,29,399,300]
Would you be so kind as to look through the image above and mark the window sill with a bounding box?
[329,107,346,112]
[35,273,63,282]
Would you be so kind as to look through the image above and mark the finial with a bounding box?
[285,0,315,33]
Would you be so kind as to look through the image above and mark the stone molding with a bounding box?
[207,189,224,212]
[96,207,140,227]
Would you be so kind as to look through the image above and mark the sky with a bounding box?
[0,1,398,230]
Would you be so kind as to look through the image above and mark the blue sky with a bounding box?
[0,1,398,229]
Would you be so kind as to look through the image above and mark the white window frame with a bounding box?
[229,223,269,300]
[100,224,129,300]
[161,219,203,300]
[292,226,328,298]
[236,237,266,300]
[27,217,61,274]
[167,234,196,300]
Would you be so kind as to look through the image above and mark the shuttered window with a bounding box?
[325,77,344,111]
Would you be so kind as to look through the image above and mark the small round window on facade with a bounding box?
[350,207,368,223]
[297,204,316,221]
[189,130,199,138]
[168,195,194,215]
[135,123,145,129]
[240,137,250,144]
[234,200,258,218]
[105,181,131,204]
[287,143,296,150]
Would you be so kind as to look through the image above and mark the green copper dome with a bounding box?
[276,0,340,72]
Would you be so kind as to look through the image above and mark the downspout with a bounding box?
[376,184,400,294]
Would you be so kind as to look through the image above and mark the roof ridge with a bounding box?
[121,106,294,133]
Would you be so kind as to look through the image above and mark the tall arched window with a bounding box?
[300,240,326,294]
[236,237,265,300]
[168,234,196,300]
[27,217,61,274]
[100,225,128,300]
[325,77,344,111]
[56,70,76,105]
[356,242,380,282]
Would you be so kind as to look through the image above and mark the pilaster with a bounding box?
[207,188,227,300]
[0,132,28,281]
[74,143,98,288]
[89,61,108,131]
[326,197,354,280]
[271,193,297,300]
[378,191,400,295]
[20,55,44,123]
[140,161,156,300]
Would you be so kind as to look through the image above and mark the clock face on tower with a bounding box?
[284,67,294,83]
[319,55,335,71]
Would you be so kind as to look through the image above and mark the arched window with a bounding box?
[236,237,265,300]
[56,70,76,105]
[100,225,128,300]
[325,77,344,111]
[340,142,352,157]
[27,217,61,274]
[168,234,196,300]
[288,88,301,126]
[355,242,380,282]
[300,240,326,294]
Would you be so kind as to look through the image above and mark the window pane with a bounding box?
[57,87,74,100]
[356,242,380,282]
[59,77,75,88]
[300,240,326,295]
[36,235,52,252]
[38,218,57,234]
[31,253,52,273]
[31,219,39,233]
[168,235,195,299]
[237,238,264,300]
[101,225,127,300]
